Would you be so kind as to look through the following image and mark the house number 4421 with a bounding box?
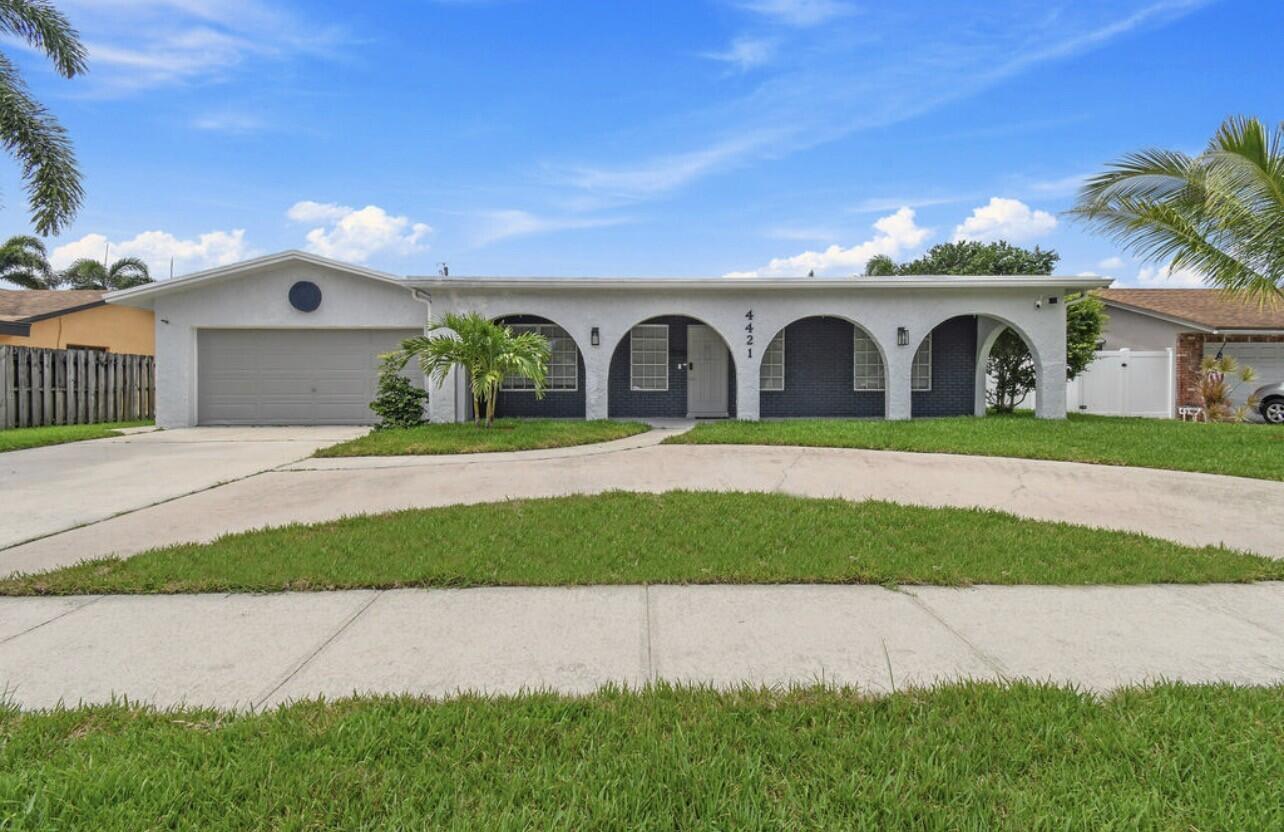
[744,309,754,358]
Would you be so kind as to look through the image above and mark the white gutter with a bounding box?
[408,275,1112,291]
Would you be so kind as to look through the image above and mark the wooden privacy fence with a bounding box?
[0,346,155,429]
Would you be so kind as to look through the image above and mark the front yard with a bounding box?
[665,412,1284,481]
[3,682,1280,829]
[5,491,1278,595]
[0,420,152,453]
[314,418,649,456]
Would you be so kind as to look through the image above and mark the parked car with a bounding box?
[1255,382,1284,424]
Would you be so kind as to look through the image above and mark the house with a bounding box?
[1096,289,1284,410]
[106,250,1110,428]
[0,289,155,355]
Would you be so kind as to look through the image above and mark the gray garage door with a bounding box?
[197,329,422,425]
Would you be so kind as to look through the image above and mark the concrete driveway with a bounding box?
[3,423,1284,576]
[0,427,366,550]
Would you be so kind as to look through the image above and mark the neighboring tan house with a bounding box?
[0,289,155,355]
[106,250,1108,428]
[1096,288,1284,410]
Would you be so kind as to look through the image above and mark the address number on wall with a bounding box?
[744,309,754,358]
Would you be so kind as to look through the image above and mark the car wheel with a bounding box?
[1263,398,1284,425]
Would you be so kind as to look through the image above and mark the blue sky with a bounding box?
[1,0,1279,284]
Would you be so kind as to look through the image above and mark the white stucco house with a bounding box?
[106,250,1110,429]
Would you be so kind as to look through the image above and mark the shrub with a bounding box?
[369,353,427,429]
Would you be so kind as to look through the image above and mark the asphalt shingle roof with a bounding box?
[1095,288,1284,331]
[0,289,105,322]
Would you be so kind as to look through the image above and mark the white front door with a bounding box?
[687,324,729,417]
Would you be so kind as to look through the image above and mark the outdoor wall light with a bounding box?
[591,326,600,347]
[897,326,909,347]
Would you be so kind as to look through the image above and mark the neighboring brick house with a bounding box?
[0,289,154,355]
[1096,289,1284,410]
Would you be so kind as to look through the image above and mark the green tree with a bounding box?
[1070,115,1284,303]
[874,241,1106,412]
[0,0,88,235]
[395,312,551,428]
[368,353,428,430]
[59,256,152,290]
[888,240,1059,276]
[863,253,896,276]
[0,233,53,287]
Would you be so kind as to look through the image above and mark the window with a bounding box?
[853,329,885,390]
[760,330,785,391]
[852,330,931,391]
[502,323,578,391]
[630,324,668,391]
[912,333,932,391]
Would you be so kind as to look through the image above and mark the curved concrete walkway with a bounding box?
[2,423,1282,577]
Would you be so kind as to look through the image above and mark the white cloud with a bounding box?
[287,202,431,263]
[1097,256,1125,270]
[701,37,776,72]
[727,207,930,277]
[472,210,628,246]
[1134,263,1206,288]
[50,229,251,276]
[952,197,1057,243]
[190,110,269,133]
[729,0,856,27]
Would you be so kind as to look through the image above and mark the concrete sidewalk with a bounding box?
[1,583,1280,710]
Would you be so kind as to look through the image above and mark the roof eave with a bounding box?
[407,275,1113,291]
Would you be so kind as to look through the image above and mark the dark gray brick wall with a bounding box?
[608,316,736,418]
[489,315,586,419]
[760,317,884,417]
[911,315,977,417]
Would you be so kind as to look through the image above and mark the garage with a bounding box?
[197,329,421,425]
[1203,340,1284,405]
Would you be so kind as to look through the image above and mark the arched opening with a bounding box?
[909,314,1039,417]
[975,315,1042,416]
[479,315,586,419]
[758,316,886,418]
[607,315,736,418]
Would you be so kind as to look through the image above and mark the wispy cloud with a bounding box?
[53,0,347,94]
[471,210,629,246]
[558,1,1213,203]
[849,194,973,214]
[728,0,857,27]
[701,36,776,73]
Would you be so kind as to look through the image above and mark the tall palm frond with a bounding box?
[1070,116,1284,303]
[0,232,53,287]
[106,256,151,289]
[0,0,87,235]
[59,256,152,290]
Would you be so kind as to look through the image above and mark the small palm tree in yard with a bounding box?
[1070,116,1284,303]
[1193,354,1258,423]
[396,312,550,428]
[58,256,152,290]
[0,234,54,287]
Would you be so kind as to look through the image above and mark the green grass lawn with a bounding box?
[665,411,1284,480]
[314,418,649,456]
[2,682,1281,829]
[5,491,1278,595]
[0,420,152,453]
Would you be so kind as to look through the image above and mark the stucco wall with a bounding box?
[151,262,425,428]
[1099,305,1185,351]
[0,305,154,354]
[427,283,1069,423]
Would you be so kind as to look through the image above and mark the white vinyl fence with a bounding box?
[1067,348,1174,419]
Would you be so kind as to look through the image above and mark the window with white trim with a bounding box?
[630,324,669,391]
[760,330,785,391]
[853,329,885,390]
[502,323,578,391]
[912,333,932,391]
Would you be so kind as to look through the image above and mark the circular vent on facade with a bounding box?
[288,281,322,312]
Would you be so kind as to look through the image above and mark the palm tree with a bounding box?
[59,256,152,290]
[1070,116,1284,303]
[863,253,896,276]
[0,0,88,235]
[0,233,53,287]
[396,312,550,427]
